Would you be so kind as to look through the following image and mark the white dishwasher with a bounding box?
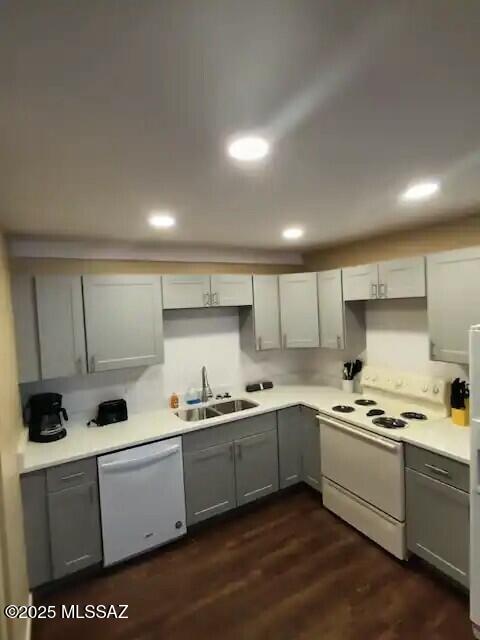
[98,437,186,566]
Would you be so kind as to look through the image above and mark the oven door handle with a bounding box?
[316,415,400,453]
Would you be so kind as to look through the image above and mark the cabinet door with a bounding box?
[302,406,321,491]
[21,472,52,588]
[279,273,320,348]
[48,482,102,579]
[342,263,379,301]
[210,274,253,306]
[252,275,281,350]
[427,247,480,364]
[235,430,279,506]
[406,468,469,587]
[277,407,302,488]
[35,276,86,379]
[162,274,211,309]
[317,269,345,349]
[83,274,164,371]
[183,442,236,525]
[11,274,41,383]
[378,256,425,299]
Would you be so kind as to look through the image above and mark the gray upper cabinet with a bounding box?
[21,471,52,588]
[183,442,236,525]
[279,273,320,348]
[317,269,345,349]
[344,258,426,301]
[210,274,253,306]
[162,274,211,309]
[277,406,302,488]
[35,276,87,379]
[427,247,480,364]
[301,406,322,491]
[252,275,281,350]
[83,274,164,371]
[11,274,41,383]
[48,480,102,579]
[342,263,378,301]
[234,429,279,506]
[377,257,425,299]
[406,467,469,587]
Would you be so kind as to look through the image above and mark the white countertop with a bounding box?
[20,385,471,473]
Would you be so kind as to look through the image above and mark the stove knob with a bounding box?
[364,375,370,381]
[422,385,429,393]
[396,379,403,388]
[433,385,439,394]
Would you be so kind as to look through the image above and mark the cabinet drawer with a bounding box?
[46,458,97,492]
[405,445,468,492]
[182,412,277,453]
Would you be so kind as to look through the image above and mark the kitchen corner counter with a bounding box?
[401,417,470,465]
[20,385,471,473]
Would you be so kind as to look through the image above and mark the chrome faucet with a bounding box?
[201,366,213,403]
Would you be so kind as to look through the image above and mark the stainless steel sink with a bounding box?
[210,399,258,414]
[175,398,258,422]
[175,406,222,422]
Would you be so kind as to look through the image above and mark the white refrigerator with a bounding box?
[470,325,480,638]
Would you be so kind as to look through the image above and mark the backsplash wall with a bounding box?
[20,308,311,418]
[364,298,468,381]
[20,298,467,420]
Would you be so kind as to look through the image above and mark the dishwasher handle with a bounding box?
[99,444,180,473]
[317,414,400,453]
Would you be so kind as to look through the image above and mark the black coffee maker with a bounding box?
[26,393,68,443]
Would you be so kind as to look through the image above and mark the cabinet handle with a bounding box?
[283,334,287,349]
[60,471,85,482]
[90,355,96,372]
[203,292,210,307]
[212,292,219,305]
[378,283,386,298]
[371,283,377,299]
[336,335,341,349]
[430,341,436,357]
[258,336,262,351]
[236,443,242,460]
[76,357,83,374]
[424,463,450,478]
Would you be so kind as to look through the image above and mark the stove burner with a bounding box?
[400,412,427,420]
[332,405,355,413]
[355,399,377,406]
[372,417,407,429]
[367,409,385,417]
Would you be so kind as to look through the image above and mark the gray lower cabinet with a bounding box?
[301,406,322,490]
[406,462,469,588]
[277,405,321,491]
[21,471,52,588]
[277,406,303,488]
[182,412,279,524]
[48,481,102,579]
[21,458,102,587]
[235,429,279,506]
[184,442,236,525]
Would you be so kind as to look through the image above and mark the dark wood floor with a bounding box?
[34,487,471,640]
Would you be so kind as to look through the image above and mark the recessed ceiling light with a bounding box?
[282,227,304,240]
[148,212,176,229]
[227,135,270,162]
[400,180,440,202]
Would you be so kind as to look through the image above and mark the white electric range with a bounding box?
[317,366,450,560]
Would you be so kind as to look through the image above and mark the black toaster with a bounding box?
[89,399,128,426]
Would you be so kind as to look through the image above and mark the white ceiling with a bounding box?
[1,1,480,251]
